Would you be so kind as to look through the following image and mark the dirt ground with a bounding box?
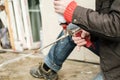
[0,51,100,80]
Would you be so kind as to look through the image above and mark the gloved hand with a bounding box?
[54,0,74,15]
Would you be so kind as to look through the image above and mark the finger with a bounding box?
[54,1,61,5]
[53,1,64,14]
[54,7,63,14]
[81,31,86,38]
[77,41,87,46]
[81,30,89,38]
[72,37,82,41]
[75,40,86,45]
[54,6,60,10]
[74,39,86,45]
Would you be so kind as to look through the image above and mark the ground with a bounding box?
[0,51,100,80]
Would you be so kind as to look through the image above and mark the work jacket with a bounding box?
[72,0,120,80]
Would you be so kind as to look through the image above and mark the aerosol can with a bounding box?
[57,13,67,35]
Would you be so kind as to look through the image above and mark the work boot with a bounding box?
[30,63,58,80]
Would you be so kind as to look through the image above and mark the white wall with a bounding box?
[40,0,62,55]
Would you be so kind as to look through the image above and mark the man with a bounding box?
[30,0,120,80]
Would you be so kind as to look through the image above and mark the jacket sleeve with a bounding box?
[72,0,120,42]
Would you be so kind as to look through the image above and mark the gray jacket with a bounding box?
[72,0,120,80]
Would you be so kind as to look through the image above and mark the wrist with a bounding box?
[64,1,77,23]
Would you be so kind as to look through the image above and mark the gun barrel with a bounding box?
[38,34,69,51]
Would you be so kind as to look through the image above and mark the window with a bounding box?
[28,0,42,42]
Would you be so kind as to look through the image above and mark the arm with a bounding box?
[70,0,120,41]
[54,0,120,42]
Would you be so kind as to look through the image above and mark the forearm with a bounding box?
[64,0,120,41]
[72,6,120,38]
